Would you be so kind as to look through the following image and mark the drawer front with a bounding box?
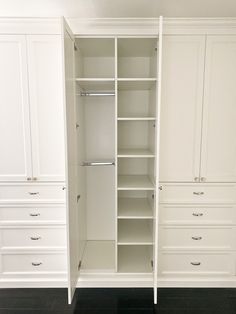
[158,252,234,275]
[159,184,236,204]
[2,253,67,273]
[159,205,236,225]
[1,228,66,248]
[160,227,235,250]
[0,185,65,201]
[0,206,66,223]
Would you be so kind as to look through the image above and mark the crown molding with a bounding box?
[67,17,236,36]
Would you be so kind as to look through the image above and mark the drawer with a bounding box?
[0,227,66,249]
[159,205,236,225]
[159,184,236,204]
[2,253,67,273]
[158,252,234,276]
[0,205,66,223]
[159,227,236,250]
[0,185,65,202]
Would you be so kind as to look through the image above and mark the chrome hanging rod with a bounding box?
[80,92,115,97]
[82,161,115,167]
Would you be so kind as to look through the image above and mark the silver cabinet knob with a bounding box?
[159,186,163,191]
[193,192,204,195]
[191,262,201,266]
[192,236,202,240]
[32,262,42,266]
[62,186,66,190]
[200,177,206,182]
[194,177,199,182]
[32,177,37,181]
[27,177,31,181]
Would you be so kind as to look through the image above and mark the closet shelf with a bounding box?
[76,78,115,91]
[118,220,153,245]
[118,79,157,91]
[118,246,153,273]
[118,198,153,219]
[118,175,155,190]
[117,117,156,121]
[118,149,155,158]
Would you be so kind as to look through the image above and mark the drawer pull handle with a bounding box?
[30,236,41,241]
[192,213,203,217]
[32,262,42,267]
[193,192,204,195]
[28,192,40,195]
[191,262,201,266]
[29,213,40,217]
[192,236,202,240]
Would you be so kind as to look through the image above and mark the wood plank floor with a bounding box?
[0,288,235,313]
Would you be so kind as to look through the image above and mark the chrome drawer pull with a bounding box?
[29,213,40,217]
[192,236,202,240]
[28,192,40,195]
[193,192,204,195]
[191,262,201,266]
[32,262,42,267]
[30,236,41,241]
[192,213,203,217]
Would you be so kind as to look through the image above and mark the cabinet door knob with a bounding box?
[191,262,201,266]
[200,177,206,182]
[159,186,163,191]
[32,177,37,181]
[32,262,42,266]
[29,213,40,217]
[192,236,202,240]
[194,177,199,182]
[193,192,204,195]
[192,212,203,217]
[27,177,31,181]
[62,186,66,190]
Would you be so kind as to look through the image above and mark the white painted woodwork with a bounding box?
[118,198,153,218]
[200,35,236,182]
[158,252,234,276]
[160,35,205,182]
[61,18,79,303]
[118,220,153,245]
[27,35,65,181]
[0,35,32,181]
[118,175,155,190]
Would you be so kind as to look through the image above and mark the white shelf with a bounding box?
[81,241,115,273]
[118,148,155,158]
[118,198,153,219]
[76,78,115,91]
[118,117,156,121]
[76,38,115,57]
[118,246,153,273]
[118,220,153,245]
[118,79,156,91]
[118,175,155,190]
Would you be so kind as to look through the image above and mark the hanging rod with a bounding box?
[82,161,115,167]
[80,92,115,97]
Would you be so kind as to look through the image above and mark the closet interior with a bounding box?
[74,37,159,274]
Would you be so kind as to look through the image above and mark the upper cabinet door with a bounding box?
[61,18,79,304]
[200,36,236,182]
[160,36,205,182]
[0,35,32,181]
[27,35,65,181]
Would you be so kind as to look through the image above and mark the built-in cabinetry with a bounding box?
[0,28,67,285]
[159,35,236,280]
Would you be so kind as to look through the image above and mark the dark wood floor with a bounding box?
[0,288,235,313]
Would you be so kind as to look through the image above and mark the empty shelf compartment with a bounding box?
[118,197,153,219]
[118,220,153,245]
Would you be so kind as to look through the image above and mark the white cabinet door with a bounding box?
[160,36,205,182]
[200,36,236,182]
[27,35,65,181]
[0,35,32,181]
[61,18,79,304]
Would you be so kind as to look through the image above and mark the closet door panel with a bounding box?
[201,36,236,182]
[160,36,205,182]
[27,35,65,181]
[0,35,32,181]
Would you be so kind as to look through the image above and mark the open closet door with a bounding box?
[61,17,79,304]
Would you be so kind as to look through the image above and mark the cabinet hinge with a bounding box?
[152,194,155,199]
[151,260,154,269]
[77,195,81,202]
[74,43,78,51]
[76,123,80,129]
[78,260,82,270]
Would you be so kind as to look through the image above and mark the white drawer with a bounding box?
[158,252,234,276]
[159,204,236,225]
[0,185,65,202]
[160,226,236,250]
[159,184,236,204]
[2,253,67,273]
[0,227,66,249]
[0,205,66,223]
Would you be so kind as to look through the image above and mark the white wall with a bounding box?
[0,0,236,18]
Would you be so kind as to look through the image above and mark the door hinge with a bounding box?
[159,185,163,191]
[78,260,82,270]
[152,194,155,199]
[76,123,80,129]
[74,43,78,51]
[77,194,81,202]
[151,260,154,269]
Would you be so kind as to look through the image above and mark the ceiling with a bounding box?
[0,0,236,18]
